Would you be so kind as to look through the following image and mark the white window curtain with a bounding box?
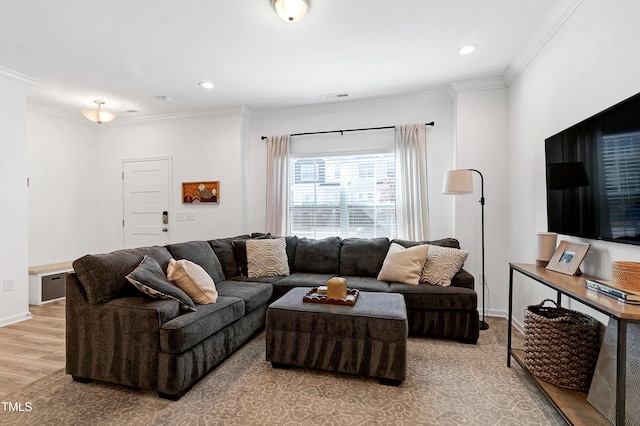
[265,135,290,236]
[395,123,429,240]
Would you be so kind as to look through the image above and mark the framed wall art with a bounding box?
[182,181,219,204]
[545,240,590,276]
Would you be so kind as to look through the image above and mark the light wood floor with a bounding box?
[0,300,66,398]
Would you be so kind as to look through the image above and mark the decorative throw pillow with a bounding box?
[167,258,218,304]
[420,245,469,286]
[232,233,272,276]
[377,242,429,285]
[126,255,196,312]
[246,238,290,278]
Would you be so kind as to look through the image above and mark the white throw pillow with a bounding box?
[167,258,218,304]
[420,245,468,286]
[246,238,290,278]
[377,242,429,285]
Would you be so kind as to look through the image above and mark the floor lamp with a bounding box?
[442,169,489,330]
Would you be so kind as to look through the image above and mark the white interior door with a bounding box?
[122,158,171,248]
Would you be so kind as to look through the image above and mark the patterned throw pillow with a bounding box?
[246,238,290,278]
[167,258,218,304]
[377,242,429,285]
[420,245,468,286]
[126,255,196,311]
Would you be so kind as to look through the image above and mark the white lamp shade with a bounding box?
[273,0,308,22]
[81,108,116,124]
[442,169,474,194]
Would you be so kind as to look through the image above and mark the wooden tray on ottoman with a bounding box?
[303,287,359,306]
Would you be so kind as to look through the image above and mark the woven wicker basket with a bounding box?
[612,261,640,292]
[524,299,600,390]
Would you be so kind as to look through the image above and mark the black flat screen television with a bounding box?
[545,92,640,246]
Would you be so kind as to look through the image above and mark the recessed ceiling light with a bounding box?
[459,44,478,55]
[199,81,214,89]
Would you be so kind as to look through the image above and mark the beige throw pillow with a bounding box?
[377,242,429,285]
[246,238,290,278]
[420,245,468,286]
[167,258,218,304]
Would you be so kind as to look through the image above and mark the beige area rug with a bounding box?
[1,318,564,425]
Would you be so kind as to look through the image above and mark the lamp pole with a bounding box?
[469,169,489,330]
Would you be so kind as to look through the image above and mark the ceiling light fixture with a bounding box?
[272,0,308,23]
[459,44,478,55]
[199,81,214,89]
[81,100,116,124]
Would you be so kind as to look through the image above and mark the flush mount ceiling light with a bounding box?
[199,81,214,89]
[81,100,116,124]
[459,44,478,55]
[272,0,308,23]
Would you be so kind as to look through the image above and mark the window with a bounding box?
[602,131,640,238]
[289,152,396,239]
[294,159,325,184]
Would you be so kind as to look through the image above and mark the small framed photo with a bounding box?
[182,181,219,204]
[546,240,590,276]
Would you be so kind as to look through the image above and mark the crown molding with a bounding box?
[111,106,249,126]
[447,77,507,100]
[0,66,38,87]
[503,0,584,86]
[28,102,251,127]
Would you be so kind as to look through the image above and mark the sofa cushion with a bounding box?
[284,236,300,272]
[339,237,390,277]
[160,296,245,353]
[231,233,272,276]
[420,245,469,287]
[377,243,429,285]
[338,276,391,292]
[246,238,290,278]
[392,237,460,250]
[389,283,477,311]
[73,246,173,304]
[209,235,251,279]
[215,281,273,314]
[293,237,342,274]
[167,258,218,304]
[126,255,196,312]
[274,273,335,292]
[166,241,226,284]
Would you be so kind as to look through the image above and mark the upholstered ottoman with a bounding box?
[266,287,408,385]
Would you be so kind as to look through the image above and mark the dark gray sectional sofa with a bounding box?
[66,234,479,400]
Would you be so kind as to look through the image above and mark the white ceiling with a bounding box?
[0,0,563,120]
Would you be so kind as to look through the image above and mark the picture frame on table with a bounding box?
[182,181,219,204]
[545,240,590,276]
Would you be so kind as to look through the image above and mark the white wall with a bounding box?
[508,0,640,326]
[449,79,510,320]
[27,107,101,265]
[0,69,33,326]
[95,108,251,250]
[248,92,456,238]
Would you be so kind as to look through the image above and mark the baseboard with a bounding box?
[0,311,32,328]
[485,309,525,334]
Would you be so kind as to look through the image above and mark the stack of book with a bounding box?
[585,279,640,304]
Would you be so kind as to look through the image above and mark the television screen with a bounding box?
[545,92,640,245]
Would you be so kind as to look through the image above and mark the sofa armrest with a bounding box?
[66,287,182,389]
[450,268,474,289]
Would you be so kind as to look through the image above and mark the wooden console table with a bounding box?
[508,263,640,426]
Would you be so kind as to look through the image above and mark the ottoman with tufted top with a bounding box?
[266,287,408,385]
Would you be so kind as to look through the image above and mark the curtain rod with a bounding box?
[260,122,434,140]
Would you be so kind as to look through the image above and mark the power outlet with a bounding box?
[186,213,196,221]
[175,213,184,221]
[3,279,14,292]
